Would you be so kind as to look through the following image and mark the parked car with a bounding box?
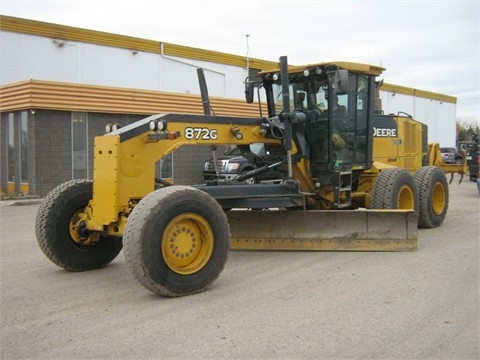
[203,144,283,184]
[440,147,464,164]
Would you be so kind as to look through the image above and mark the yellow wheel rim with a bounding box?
[397,185,415,209]
[69,209,88,243]
[162,213,214,275]
[68,208,100,246]
[431,181,446,215]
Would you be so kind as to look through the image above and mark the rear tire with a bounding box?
[371,168,419,212]
[414,166,449,228]
[123,186,230,297]
[35,180,123,271]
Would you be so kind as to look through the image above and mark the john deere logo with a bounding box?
[373,127,397,137]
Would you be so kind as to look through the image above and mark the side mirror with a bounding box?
[245,82,255,103]
[334,70,348,95]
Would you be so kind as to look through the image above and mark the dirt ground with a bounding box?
[1,178,479,359]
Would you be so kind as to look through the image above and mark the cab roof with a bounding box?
[260,61,385,77]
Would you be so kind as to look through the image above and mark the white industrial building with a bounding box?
[0,15,457,196]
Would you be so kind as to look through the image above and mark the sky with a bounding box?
[1,0,479,125]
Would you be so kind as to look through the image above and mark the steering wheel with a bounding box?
[332,133,346,149]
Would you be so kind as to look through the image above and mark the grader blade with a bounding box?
[227,210,418,251]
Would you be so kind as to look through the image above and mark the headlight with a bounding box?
[149,120,166,131]
[226,163,240,172]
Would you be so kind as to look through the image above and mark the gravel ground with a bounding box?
[1,178,479,360]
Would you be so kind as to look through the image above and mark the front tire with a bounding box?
[35,180,123,271]
[123,186,230,297]
[414,166,449,228]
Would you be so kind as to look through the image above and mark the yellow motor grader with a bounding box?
[36,56,449,297]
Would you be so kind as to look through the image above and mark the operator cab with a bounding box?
[247,61,383,184]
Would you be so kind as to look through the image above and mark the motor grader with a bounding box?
[36,56,448,297]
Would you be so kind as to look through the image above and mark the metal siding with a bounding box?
[413,97,457,147]
[380,91,415,116]
[158,56,243,98]
[0,15,160,53]
[1,31,249,100]
[380,83,456,104]
[160,59,223,96]
[379,90,457,146]
[0,80,266,117]
[162,42,275,70]
[1,15,456,104]
[78,43,162,90]
[1,32,78,85]
[0,15,276,70]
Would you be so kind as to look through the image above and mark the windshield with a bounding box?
[271,78,350,113]
[269,73,370,167]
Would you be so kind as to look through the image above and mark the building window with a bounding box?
[7,113,14,182]
[20,111,28,183]
[72,112,88,179]
[5,111,29,192]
